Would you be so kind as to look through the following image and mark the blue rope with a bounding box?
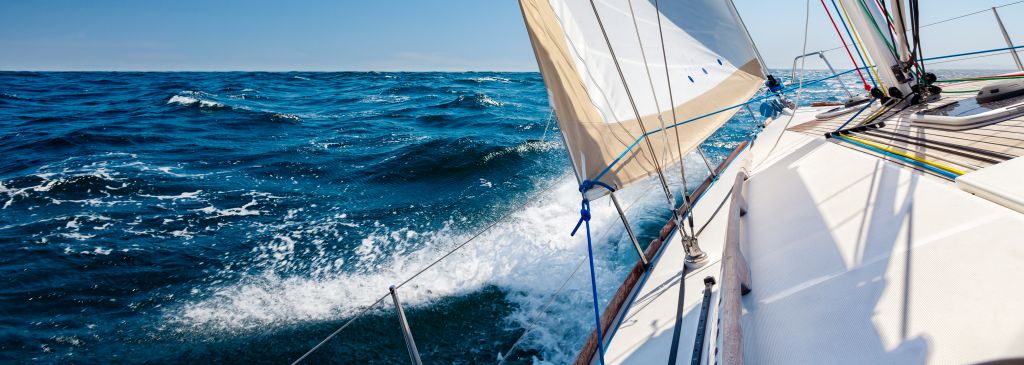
[588,67,860,185]
[828,0,878,89]
[922,44,1024,62]
[833,98,876,131]
[571,198,606,365]
[571,181,615,365]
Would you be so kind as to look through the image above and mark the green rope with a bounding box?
[856,0,899,60]
[936,75,1024,83]
[941,89,981,94]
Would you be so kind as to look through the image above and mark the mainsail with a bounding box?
[520,0,765,194]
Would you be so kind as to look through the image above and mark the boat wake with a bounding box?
[167,173,673,362]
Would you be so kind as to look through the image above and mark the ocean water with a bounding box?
[0,69,991,363]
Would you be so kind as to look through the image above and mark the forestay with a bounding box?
[520,0,765,195]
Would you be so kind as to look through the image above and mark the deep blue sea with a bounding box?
[0,69,989,363]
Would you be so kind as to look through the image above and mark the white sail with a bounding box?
[520,0,765,193]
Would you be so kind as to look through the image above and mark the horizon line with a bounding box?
[0,67,1016,73]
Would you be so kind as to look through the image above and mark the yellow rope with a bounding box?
[837,0,886,96]
[841,134,966,175]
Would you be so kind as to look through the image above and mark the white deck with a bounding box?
[957,155,1024,213]
[601,107,1024,364]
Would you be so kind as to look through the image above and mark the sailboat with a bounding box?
[518,0,1024,364]
[288,0,1024,363]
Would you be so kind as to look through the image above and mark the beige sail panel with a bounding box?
[520,0,765,193]
[588,60,763,189]
[519,0,605,181]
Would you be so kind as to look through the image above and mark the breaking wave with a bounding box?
[168,174,656,362]
[435,93,505,109]
[167,91,228,109]
[166,90,302,122]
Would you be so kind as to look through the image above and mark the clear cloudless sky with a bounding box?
[2,0,1023,71]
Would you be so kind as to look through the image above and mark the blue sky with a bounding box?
[1,0,1023,71]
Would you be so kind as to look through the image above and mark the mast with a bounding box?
[888,0,913,64]
[838,0,914,97]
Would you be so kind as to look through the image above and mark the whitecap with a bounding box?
[360,94,410,104]
[477,94,504,107]
[197,199,262,217]
[167,91,226,108]
[482,140,562,162]
[61,233,96,241]
[469,76,512,83]
[139,190,203,200]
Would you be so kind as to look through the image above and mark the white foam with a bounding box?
[360,94,410,104]
[482,140,561,162]
[139,190,203,200]
[167,91,225,108]
[270,113,302,122]
[477,94,504,107]
[168,174,677,362]
[169,150,713,361]
[196,199,262,217]
[61,233,96,241]
[470,76,512,83]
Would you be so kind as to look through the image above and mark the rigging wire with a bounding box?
[652,0,699,237]
[290,294,390,365]
[624,0,685,234]
[539,108,555,143]
[920,0,1024,28]
[585,0,675,209]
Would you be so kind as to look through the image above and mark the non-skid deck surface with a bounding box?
[600,106,1024,364]
[788,79,1024,178]
[741,127,1024,364]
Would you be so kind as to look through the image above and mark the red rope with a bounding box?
[819,0,870,90]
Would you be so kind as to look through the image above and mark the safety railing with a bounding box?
[790,51,853,98]
[714,171,752,365]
